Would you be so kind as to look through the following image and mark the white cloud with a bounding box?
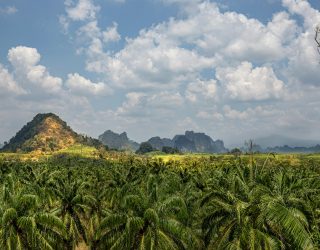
[0,6,18,15]
[223,105,279,121]
[0,64,25,95]
[282,0,320,30]
[286,32,320,86]
[223,105,250,120]
[66,73,113,95]
[76,21,121,57]
[116,91,184,117]
[148,91,184,108]
[89,39,214,89]
[197,110,224,121]
[48,0,320,146]
[59,15,70,33]
[103,22,121,43]
[280,0,320,86]
[216,62,285,101]
[8,46,63,93]
[65,0,100,21]
[8,46,41,70]
[185,79,217,102]
[267,11,299,44]
[79,0,302,93]
[77,20,101,40]
[115,92,147,117]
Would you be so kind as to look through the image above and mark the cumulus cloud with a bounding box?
[77,20,101,40]
[282,0,320,29]
[185,79,217,102]
[103,22,121,43]
[147,91,184,108]
[79,0,302,94]
[267,11,299,44]
[66,73,113,95]
[115,92,147,117]
[216,62,285,101]
[47,0,320,145]
[281,0,320,86]
[97,44,214,89]
[7,46,63,93]
[0,64,25,95]
[2,46,111,98]
[65,0,100,21]
[8,47,40,69]
[115,91,184,117]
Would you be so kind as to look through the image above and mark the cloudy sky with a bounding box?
[0,0,320,147]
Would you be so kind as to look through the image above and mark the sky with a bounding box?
[0,0,320,147]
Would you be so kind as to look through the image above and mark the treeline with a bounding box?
[0,155,319,249]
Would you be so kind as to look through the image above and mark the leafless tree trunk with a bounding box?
[315,26,320,55]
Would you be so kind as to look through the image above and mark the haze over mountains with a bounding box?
[1,113,320,153]
[255,135,320,148]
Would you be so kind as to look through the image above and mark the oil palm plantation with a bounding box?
[94,174,200,249]
[49,171,94,249]
[201,164,281,249]
[0,174,66,250]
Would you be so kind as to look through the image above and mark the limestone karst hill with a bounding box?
[2,113,102,152]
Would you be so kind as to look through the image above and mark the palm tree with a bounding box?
[254,168,315,249]
[201,165,281,249]
[0,174,66,250]
[94,173,199,249]
[49,171,94,249]
[20,166,59,209]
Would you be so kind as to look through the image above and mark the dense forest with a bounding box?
[0,153,319,249]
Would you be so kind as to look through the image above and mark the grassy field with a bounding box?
[1,145,320,164]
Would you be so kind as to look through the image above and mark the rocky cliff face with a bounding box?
[172,131,226,153]
[186,131,226,153]
[98,130,139,151]
[173,135,196,152]
[147,136,174,150]
[147,131,227,153]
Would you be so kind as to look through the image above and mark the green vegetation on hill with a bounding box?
[2,113,102,153]
[0,152,319,249]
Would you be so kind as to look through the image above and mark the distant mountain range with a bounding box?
[147,131,227,153]
[244,135,320,153]
[98,130,139,151]
[1,112,320,154]
[265,145,320,153]
[1,113,102,152]
[98,130,227,153]
[255,135,320,148]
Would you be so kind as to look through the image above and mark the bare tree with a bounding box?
[315,25,320,55]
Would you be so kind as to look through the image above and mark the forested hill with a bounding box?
[1,113,102,152]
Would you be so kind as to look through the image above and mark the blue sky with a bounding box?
[0,0,320,147]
